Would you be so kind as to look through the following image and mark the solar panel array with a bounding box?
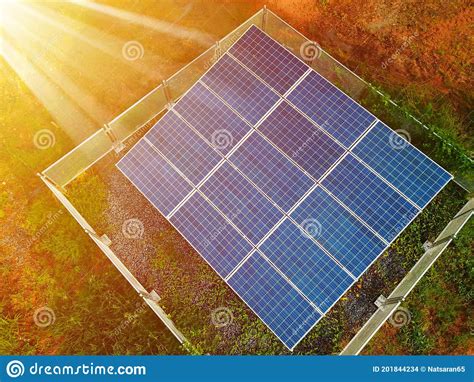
[117,25,452,350]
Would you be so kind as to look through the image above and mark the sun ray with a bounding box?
[0,37,98,143]
[13,1,161,82]
[3,17,112,125]
[69,0,214,47]
[3,10,126,93]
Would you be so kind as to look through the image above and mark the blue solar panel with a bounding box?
[259,219,354,312]
[290,187,387,277]
[322,154,419,242]
[117,24,452,351]
[229,132,315,212]
[170,192,253,279]
[228,251,321,350]
[200,162,283,244]
[173,83,252,156]
[258,101,346,180]
[117,140,193,217]
[352,121,452,208]
[145,112,221,186]
[200,54,280,125]
[287,71,375,147]
[228,25,308,95]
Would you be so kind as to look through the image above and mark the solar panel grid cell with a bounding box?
[200,161,284,244]
[229,132,315,212]
[321,154,419,242]
[228,25,308,95]
[352,121,452,208]
[287,71,375,147]
[259,219,354,312]
[290,187,387,277]
[200,54,280,125]
[170,192,253,279]
[117,140,193,216]
[145,112,221,186]
[227,251,321,349]
[258,101,346,180]
[173,83,252,156]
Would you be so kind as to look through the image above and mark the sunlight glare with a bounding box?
[70,0,214,46]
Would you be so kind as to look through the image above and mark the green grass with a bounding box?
[0,9,471,355]
[364,218,473,355]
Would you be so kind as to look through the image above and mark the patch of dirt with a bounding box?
[263,0,473,117]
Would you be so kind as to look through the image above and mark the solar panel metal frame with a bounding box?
[116,23,453,351]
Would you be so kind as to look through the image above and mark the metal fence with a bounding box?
[341,197,473,355]
[39,7,473,352]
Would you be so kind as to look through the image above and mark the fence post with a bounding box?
[38,172,188,346]
[262,5,268,31]
[103,123,125,153]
